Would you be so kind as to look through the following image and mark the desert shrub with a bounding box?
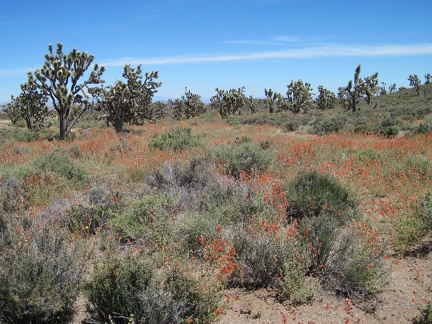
[212,140,273,179]
[0,219,88,323]
[15,151,89,184]
[413,302,432,324]
[297,214,343,275]
[241,111,312,128]
[226,115,241,126]
[231,226,318,303]
[415,116,432,134]
[0,176,28,213]
[398,154,432,181]
[379,125,399,138]
[308,113,350,135]
[149,126,202,151]
[108,192,176,243]
[354,148,383,162]
[147,158,212,193]
[65,194,123,236]
[241,112,280,126]
[233,231,285,288]
[68,145,83,158]
[280,252,318,304]
[285,170,357,223]
[10,129,38,142]
[322,226,387,298]
[84,252,220,324]
[282,119,301,132]
[174,204,240,254]
[147,157,240,212]
[393,191,432,254]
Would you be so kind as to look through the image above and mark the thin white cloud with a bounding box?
[226,35,300,45]
[271,35,300,42]
[101,43,432,66]
[224,39,275,45]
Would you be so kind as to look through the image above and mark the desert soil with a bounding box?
[214,250,432,324]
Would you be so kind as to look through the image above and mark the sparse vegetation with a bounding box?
[1,52,432,323]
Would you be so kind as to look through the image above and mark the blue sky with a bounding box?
[1,0,431,103]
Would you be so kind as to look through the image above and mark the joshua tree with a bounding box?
[341,65,378,112]
[388,83,397,94]
[211,87,246,118]
[92,65,161,133]
[4,99,22,124]
[146,101,167,123]
[408,74,421,95]
[264,88,283,113]
[11,81,51,132]
[246,95,259,114]
[181,87,207,119]
[286,80,315,113]
[28,43,105,139]
[316,85,337,110]
[425,73,431,84]
[168,98,185,120]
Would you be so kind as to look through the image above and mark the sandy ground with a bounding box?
[214,251,432,324]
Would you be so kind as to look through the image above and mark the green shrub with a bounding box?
[65,195,123,236]
[308,113,349,135]
[108,192,176,243]
[0,176,28,213]
[393,191,432,254]
[297,214,343,274]
[226,115,241,126]
[174,204,240,254]
[10,129,38,142]
[379,125,399,138]
[399,155,432,181]
[233,231,285,288]
[0,219,88,323]
[241,111,312,128]
[322,227,387,298]
[413,302,432,324]
[212,140,273,179]
[147,157,237,212]
[280,254,317,304]
[416,117,432,134]
[15,152,89,184]
[282,119,301,132]
[285,170,357,223]
[84,253,220,324]
[149,127,201,151]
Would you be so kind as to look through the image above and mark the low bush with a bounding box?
[149,126,202,151]
[285,170,357,223]
[393,191,432,254]
[174,204,240,255]
[14,151,89,184]
[108,192,176,244]
[9,129,38,142]
[147,157,239,212]
[0,176,28,213]
[413,302,432,324]
[308,113,350,135]
[84,252,221,324]
[233,231,285,288]
[415,116,432,134]
[65,194,123,236]
[322,225,387,298]
[212,140,273,179]
[0,217,88,323]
